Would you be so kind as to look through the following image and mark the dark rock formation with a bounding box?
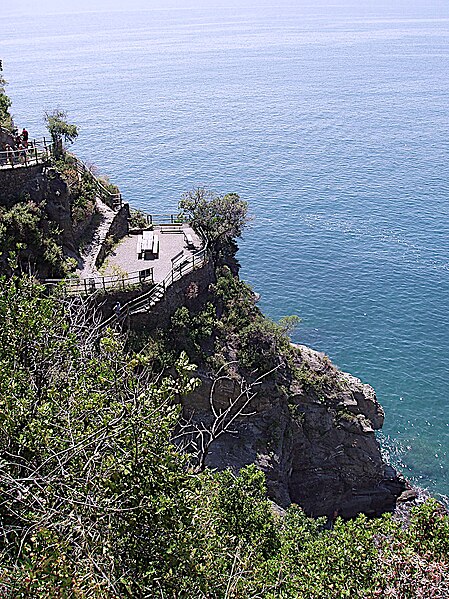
[121,255,408,519]
[183,342,407,519]
[22,167,77,253]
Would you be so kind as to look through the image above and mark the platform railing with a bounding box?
[0,138,53,168]
[45,268,154,296]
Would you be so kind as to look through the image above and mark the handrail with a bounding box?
[70,155,122,210]
[129,213,187,226]
[0,138,53,168]
[44,267,154,296]
[100,243,209,331]
[147,213,186,225]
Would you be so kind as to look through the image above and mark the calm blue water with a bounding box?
[2,0,449,500]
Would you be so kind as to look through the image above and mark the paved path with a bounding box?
[78,199,116,278]
[102,225,201,283]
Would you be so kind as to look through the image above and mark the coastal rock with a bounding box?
[184,343,407,519]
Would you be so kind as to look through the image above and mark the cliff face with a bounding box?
[21,166,77,253]
[136,260,408,519]
[286,345,405,517]
[183,342,406,518]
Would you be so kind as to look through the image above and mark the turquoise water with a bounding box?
[2,1,448,500]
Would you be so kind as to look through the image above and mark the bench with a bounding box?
[184,232,194,248]
[160,223,184,234]
[152,234,159,257]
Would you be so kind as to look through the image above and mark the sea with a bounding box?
[2,0,448,502]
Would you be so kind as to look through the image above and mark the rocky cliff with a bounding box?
[130,261,409,519]
[183,343,407,519]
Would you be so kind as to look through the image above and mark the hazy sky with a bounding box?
[4,0,282,17]
[6,0,449,19]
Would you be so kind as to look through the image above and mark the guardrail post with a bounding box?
[34,140,38,163]
[102,277,106,291]
[84,279,88,294]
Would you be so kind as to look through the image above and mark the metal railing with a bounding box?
[45,268,154,296]
[0,140,122,210]
[0,138,53,168]
[147,213,186,225]
[100,244,209,330]
[71,156,122,210]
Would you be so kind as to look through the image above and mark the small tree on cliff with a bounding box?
[44,109,78,159]
[0,60,13,130]
[179,187,249,260]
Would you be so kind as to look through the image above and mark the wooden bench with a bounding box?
[184,232,194,248]
[160,223,184,234]
[152,234,159,257]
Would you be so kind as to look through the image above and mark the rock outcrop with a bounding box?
[183,342,407,519]
[22,167,77,253]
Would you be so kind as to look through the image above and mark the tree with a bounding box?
[179,187,249,259]
[0,61,13,130]
[0,276,202,596]
[44,109,78,158]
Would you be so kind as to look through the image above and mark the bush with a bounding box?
[0,201,67,277]
[1,276,448,598]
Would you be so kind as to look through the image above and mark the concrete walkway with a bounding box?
[78,199,116,278]
[101,225,201,283]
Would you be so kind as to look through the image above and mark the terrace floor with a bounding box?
[101,224,202,283]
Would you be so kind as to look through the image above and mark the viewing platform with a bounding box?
[46,214,206,299]
[102,222,201,283]
[0,138,53,169]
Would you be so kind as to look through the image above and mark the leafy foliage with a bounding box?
[211,266,300,372]
[0,200,70,277]
[0,62,13,130]
[0,277,448,597]
[44,109,78,158]
[179,187,249,259]
[128,208,149,229]
[50,153,98,225]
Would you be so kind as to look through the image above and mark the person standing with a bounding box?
[114,301,122,320]
[5,144,14,166]
[22,127,29,148]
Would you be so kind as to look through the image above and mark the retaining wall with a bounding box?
[96,256,214,331]
[127,258,215,332]
[0,163,44,205]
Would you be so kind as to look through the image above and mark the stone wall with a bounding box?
[129,258,215,331]
[96,257,215,329]
[0,164,44,205]
[0,127,15,150]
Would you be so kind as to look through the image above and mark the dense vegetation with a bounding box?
[0,63,13,130]
[0,200,71,278]
[1,73,448,596]
[179,187,248,260]
[0,275,448,598]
